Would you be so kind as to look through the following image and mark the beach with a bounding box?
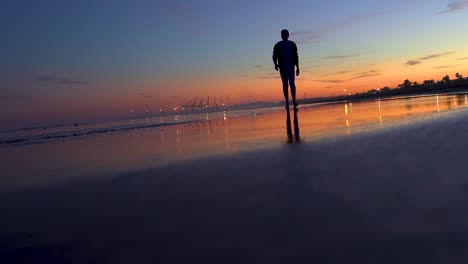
[2,94,468,263]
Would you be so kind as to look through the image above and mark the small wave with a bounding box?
[0,124,66,134]
[0,120,195,146]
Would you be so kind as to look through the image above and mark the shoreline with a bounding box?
[2,108,468,263]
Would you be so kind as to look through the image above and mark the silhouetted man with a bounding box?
[273,29,300,109]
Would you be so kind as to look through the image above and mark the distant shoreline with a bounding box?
[298,85,468,105]
[167,86,468,116]
[7,87,467,133]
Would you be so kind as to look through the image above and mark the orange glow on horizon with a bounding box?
[141,55,468,108]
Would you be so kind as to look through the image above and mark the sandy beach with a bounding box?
[2,99,468,263]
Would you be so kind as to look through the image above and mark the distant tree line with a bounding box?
[348,72,468,99]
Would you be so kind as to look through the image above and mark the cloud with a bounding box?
[357,69,379,75]
[313,80,346,84]
[406,51,455,66]
[456,57,468,60]
[337,70,352,74]
[36,75,86,85]
[301,65,320,72]
[254,65,263,69]
[406,60,422,66]
[434,65,460,69]
[257,72,280,79]
[438,0,468,14]
[348,69,381,80]
[420,52,454,60]
[320,70,352,77]
[323,55,357,60]
[290,31,326,44]
[351,73,381,80]
[324,85,340,89]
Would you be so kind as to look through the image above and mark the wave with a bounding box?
[0,120,195,146]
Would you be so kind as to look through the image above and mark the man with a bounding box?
[272,29,300,109]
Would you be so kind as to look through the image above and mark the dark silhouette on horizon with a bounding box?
[273,29,300,110]
[297,72,468,106]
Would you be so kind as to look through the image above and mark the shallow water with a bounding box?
[1,93,468,192]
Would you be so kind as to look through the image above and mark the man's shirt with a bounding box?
[273,40,298,71]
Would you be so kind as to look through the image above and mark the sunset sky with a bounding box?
[2,0,468,128]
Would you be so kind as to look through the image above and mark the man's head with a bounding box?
[281,29,289,41]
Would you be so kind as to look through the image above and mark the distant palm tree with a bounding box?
[397,79,411,89]
[442,75,450,83]
[423,79,435,86]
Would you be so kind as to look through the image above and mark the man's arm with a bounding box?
[293,42,300,76]
[272,44,279,71]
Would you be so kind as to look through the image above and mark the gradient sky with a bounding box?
[1,0,468,128]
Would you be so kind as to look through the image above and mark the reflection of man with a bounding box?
[273,29,300,109]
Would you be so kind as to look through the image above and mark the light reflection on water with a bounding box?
[1,93,468,191]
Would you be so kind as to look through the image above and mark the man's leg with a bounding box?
[288,68,297,107]
[281,70,289,108]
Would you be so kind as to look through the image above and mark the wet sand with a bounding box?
[2,107,468,263]
[2,93,467,194]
